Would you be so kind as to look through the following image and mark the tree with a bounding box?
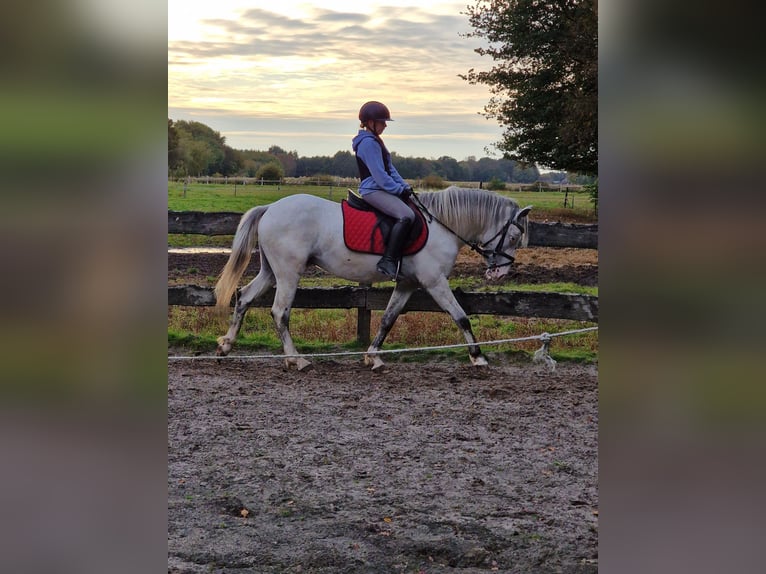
[433,156,466,181]
[330,151,358,178]
[269,146,299,177]
[168,119,183,173]
[221,145,242,176]
[462,0,597,175]
[184,140,211,177]
[295,156,332,177]
[392,154,432,179]
[171,120,242,176]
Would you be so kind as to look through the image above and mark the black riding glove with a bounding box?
[400,185,413,201]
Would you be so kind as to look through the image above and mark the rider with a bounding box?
[352,101,416,279]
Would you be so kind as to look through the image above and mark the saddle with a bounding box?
[342,190,428,256]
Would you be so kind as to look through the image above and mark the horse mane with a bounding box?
[417,186,528,246]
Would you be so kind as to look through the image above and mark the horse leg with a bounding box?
[271,277,312,371]
[365,284,416,371]
[423,278,488,367]
[216,269,275,356]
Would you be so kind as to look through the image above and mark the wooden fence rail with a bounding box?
[168,211,598,249]
[169,284,598,344]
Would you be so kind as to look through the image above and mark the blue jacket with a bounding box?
[352,129,408,196]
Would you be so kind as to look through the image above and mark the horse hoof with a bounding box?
[216,339,231,356]
[283,357,314,371]
[366,356,386,371]
[470,355,489,367]
[296,358,313,371]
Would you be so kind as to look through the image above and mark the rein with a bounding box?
[412,193,523,269]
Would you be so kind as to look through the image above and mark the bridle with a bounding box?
[475,217,525,269]
[412,193,524,270]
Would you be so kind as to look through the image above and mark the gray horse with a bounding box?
[215,186,531,370]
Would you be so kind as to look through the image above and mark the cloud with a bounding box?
[312,9,369,25]
[168,2,500,157]
[169,5,480,78]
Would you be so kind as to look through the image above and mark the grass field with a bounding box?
[168,181,596,217]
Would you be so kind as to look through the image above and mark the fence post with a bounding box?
[357,283,371,346]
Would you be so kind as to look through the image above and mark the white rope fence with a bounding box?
[168,326,597,371]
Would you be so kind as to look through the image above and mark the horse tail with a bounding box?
[214,205,269,309]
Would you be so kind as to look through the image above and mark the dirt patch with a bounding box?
[168,359,598,573]
[168,247,598,288]
[452,247,598,287]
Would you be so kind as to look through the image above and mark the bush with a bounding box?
[312,174,336,185]
[486,177,506,191]
[421,174,445,189]
[255,162,284,181]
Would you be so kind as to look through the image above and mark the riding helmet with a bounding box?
[358,101,393,123]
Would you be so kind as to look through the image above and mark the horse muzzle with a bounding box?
[485,264,511,281]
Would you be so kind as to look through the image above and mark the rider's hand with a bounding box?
[400,185,413,200]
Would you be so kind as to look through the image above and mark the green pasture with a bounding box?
[169,181,346,212]
[168,181,595,217]
[496,189,593,213]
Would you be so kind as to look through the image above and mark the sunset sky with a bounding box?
[168,0,505,159]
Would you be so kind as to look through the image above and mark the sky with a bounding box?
[168,0,506,160]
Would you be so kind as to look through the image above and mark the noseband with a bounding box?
[474,218,525,270]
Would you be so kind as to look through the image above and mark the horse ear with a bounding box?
[516,205,532,220]
[516,205,532,248]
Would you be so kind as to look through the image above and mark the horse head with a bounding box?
[484,204,532,281]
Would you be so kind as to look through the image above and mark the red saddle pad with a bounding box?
[341,199,428,256]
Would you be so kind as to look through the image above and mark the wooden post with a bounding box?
[356,283,371,346]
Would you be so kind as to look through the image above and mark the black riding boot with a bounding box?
[377,217,412,279]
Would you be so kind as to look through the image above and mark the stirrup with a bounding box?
[376,257,400,279]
